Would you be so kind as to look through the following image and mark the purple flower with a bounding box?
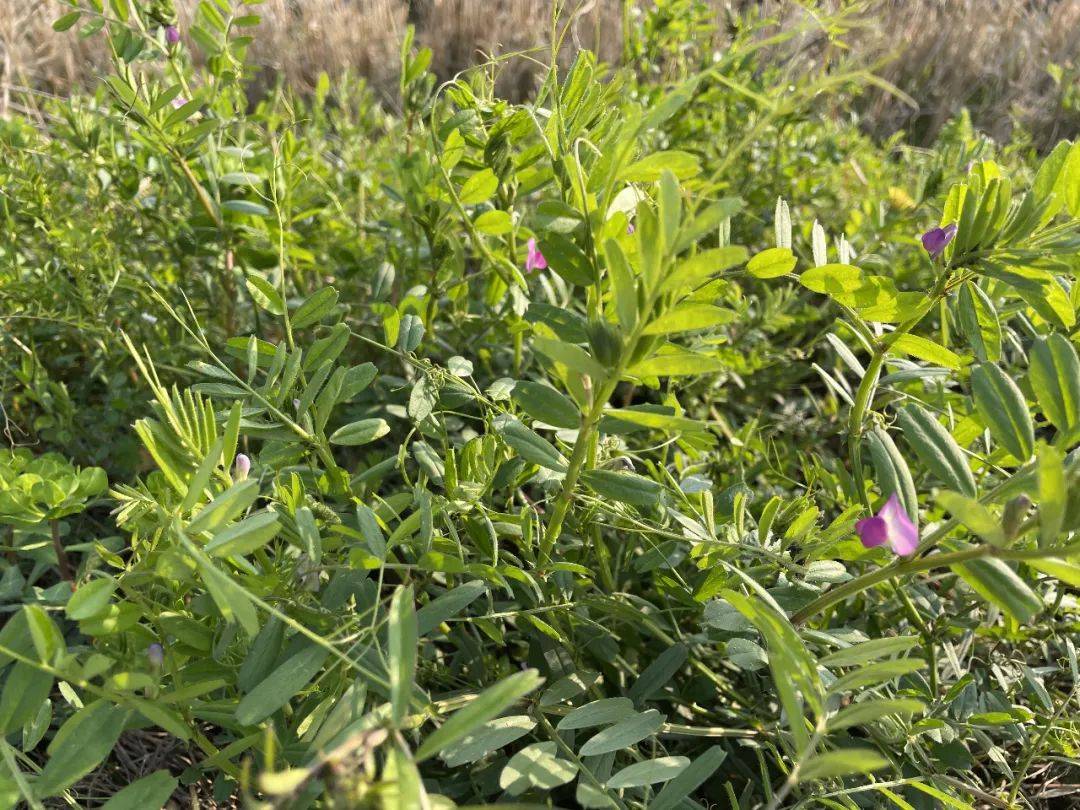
[626,222,636,235]
[921,223,957,259]
[171,96,188,110]
[525,238,547,273]
[234,453,250,481]
[856,493,919,556]
[165,25,180,44]
[147,643,165,668]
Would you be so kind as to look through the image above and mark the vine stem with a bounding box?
[540,373,622,565]
[50,519,74,584]
[793,539,1080,626]
[845,272,950,511]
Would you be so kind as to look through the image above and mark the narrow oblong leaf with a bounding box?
[415,669,543,762]
[972,363,1035,461]
[1028,333,1080,439]
[607,756,689,789]
[896,404,977,497]
[330,418,390,446]
[578,709,663,756]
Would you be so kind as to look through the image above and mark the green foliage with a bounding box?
[0,1,1079,808]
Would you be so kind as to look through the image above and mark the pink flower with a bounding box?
[921,223,957,259]
[856,493,919,556]
[165,25,180,44]
[525,238,547,273]
[234,453,250,481]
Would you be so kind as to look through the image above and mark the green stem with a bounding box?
[540,374,621,564]
[793,539,1080,626]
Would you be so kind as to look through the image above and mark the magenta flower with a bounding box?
[856,493,919,556]
[525,238,547,273]
[147,643,165,668]
[921,223,957,259]
[234,453,250,481]
[165,25,180,44]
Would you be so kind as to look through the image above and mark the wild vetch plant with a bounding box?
[0,1,1079,807]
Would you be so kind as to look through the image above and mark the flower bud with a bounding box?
[234,453,250,481]
[147,643,165,668]
[165,25,180,44]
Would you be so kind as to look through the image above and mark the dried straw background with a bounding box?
[2,1,1078,146]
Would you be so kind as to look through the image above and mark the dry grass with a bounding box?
[1,1,1078,145]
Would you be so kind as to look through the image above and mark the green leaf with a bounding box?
[474,210,512,235]
[0,663,53,734]
[723,590,822,751]
[819,636,920,667]
[581,469,662,506]
[607,756,690,789]
[896,404,977,497]
[458,168,498,205]
[1037,443,1067,547]
[952,554,1042,622]
[650,747,728,810]
[53,11,82,31]
[65,577,117,621]
[24,605,63,663]
[798,749,890,782]
[415,669,543,762]
[827,698,926,731]
[188,480,260,535]
[747,247,796,279]
[245,273,285,314]
[329,418,390,446]
[578,709,663,756]
[628,349,725,378]
[37,702,130,797]
[532,335,607,380]
[937,491,1005,547]
[800,263,864,294]
[1028,333,1080,439]
[204,511,280,557]
[181,438,224,514]
[416,581,487,636]
[440,715,535,767]
[601,407,704,434]
[512,381,580,429]
[620,151,701,182]
[957,283,1001,362]
[388,585,418,727]
[642,304,734,335]
[605,238,638,331]
[891,334,964,370]
[499,742,577,795]
[628,643,687,705]
[660,246,747,293]
[972,362,1035,462]
[537,234,594,287]
[1064,141,1080,217]
[100,770,179,810]
[827,658,925,694]
[557,698,636,731]
[292,287,339,329]
[866,428,917,521]
[499,419,567,472]
[235,643,330,726]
